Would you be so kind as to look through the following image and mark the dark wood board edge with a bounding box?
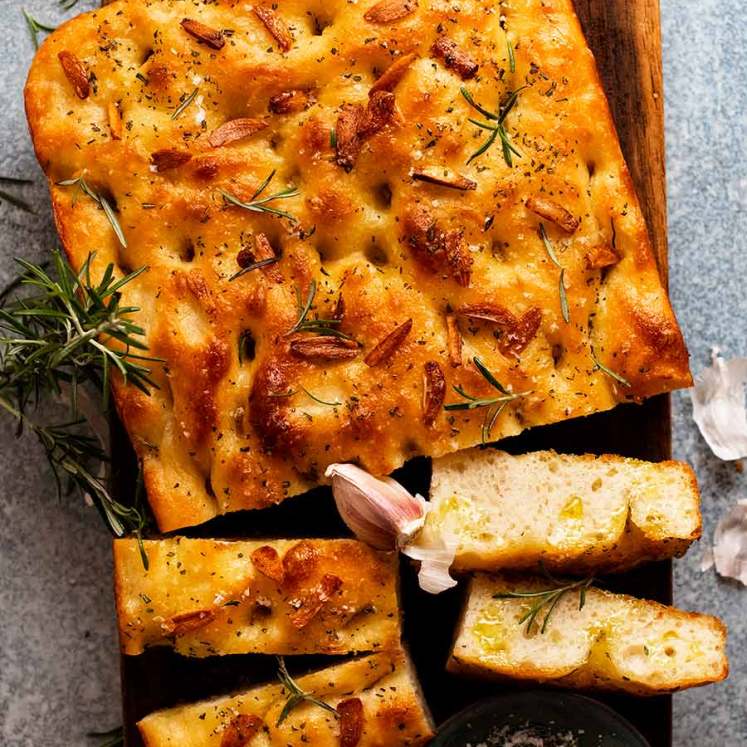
[117,1,676,745]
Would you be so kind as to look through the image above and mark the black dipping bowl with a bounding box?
[432,691,651,747]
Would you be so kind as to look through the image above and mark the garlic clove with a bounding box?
[703,499,747,585]
[402,536,458,594]
[691,349,747,461]
[325,463,428,550]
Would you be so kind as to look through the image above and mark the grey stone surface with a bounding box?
[0,0,744,745]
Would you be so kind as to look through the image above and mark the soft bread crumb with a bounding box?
[427,449,701,573]
[449,573,728,696]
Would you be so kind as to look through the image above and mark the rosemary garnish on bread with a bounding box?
[57,177,127,248]
[445,356,529,442]
[276,657,338,726]
[539,223,570,323]
[461,86,525,166]
[494,574,595,634]
[220,169,299,221]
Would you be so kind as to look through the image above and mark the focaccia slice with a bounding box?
[25,0,691,531]
[114,538,400,656]
[138,649,434,746]
[449,574,728,696]
[425,449,701,574]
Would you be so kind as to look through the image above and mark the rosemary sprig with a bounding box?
[507,38,516,74]
[461,86,525,166]
[590,345,631,387]
[539,223,570,323]
[22,9,56,49]
[171,88,199,120]
[220,169,299,222]
[275,657,338,726]
[445,356,529,444]
[286,279,353,339]
[60,0,81,10]
[57,177,127,248]
[494,575,595,634]
[0,252,159,555]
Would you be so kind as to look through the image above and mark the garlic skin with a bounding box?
[701,500,747,585]
[402,537,458,594]
[326,463,458,593]
[691,350,747,460]
[325,463,428,550]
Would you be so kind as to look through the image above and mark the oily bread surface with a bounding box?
[426,449,702,573]
[114,537,400,656]
[449,573,728,696]
[138,649,434,746]
[25,0,691,530]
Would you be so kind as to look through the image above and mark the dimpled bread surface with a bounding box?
[25,0,691,530]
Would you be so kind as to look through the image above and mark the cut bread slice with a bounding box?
[449,573,728,696]
[114,537,399,657]
[426,449,701,573]
[138,649,434,746]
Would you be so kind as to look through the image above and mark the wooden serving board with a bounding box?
[119,1,674,744]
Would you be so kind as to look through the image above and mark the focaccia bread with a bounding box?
[138,649,434,746]
[114,537,400,656]
[425,449,701,573]
[449,573,728,696]
[25,0,691,530]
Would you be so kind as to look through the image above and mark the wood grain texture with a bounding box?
[575,0,669,282]
[119,2,674,746]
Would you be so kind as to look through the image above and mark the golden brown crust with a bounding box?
[25,0,691,530]
[137,650,435,746]
[114,537,400,657]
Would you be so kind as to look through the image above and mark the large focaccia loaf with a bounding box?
[114,537,400,656]
[138,649,434,746]
[449,574,728,696]
[25,0,691,531]
[425,449,701,573]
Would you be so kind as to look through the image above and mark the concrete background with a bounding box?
[0,0,744,744]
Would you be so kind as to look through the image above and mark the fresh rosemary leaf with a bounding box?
[22,9,56,49]
[301,386,342,406]
[286,279,353,339]
[220,170,299,222]
[57,177,127,248]
[170,88,199,120]
[590,346,631,387]
[558,269,570,324]
[229,256,279,281]
[275,657,338,726]
[288,279,317,334]
[445,357,528,414]
[507,38,516,73]
[473,356,510,394]
[494,575,595,634]
[539,223,570,323]
[539,223,561,267]
[329,128,337,148]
